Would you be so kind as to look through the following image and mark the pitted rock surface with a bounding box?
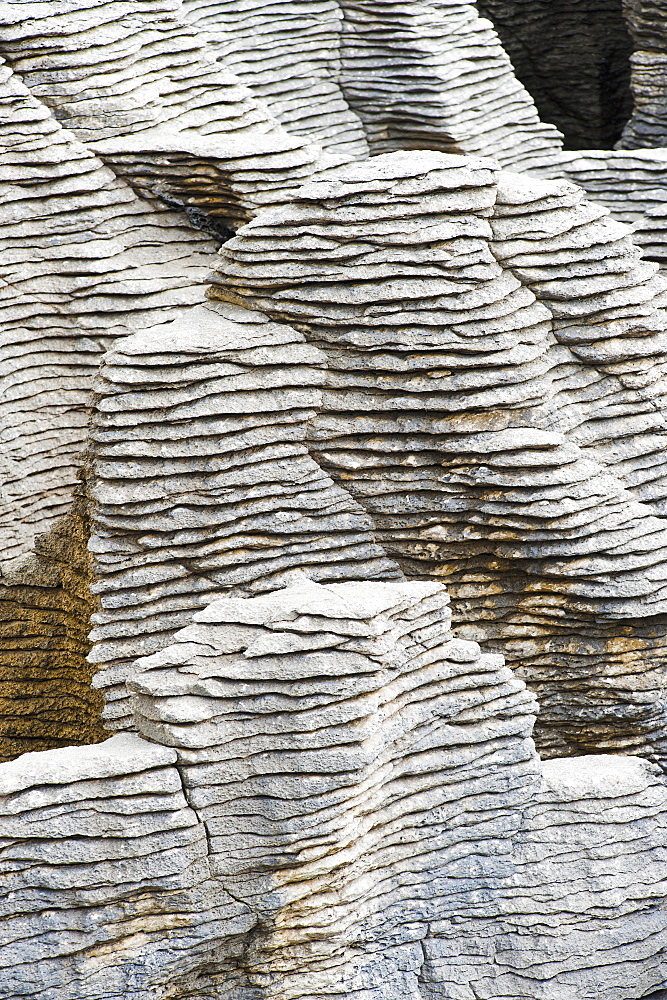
[87,302,400,730]
[212,150,667,762]
[4,582,667,998]
[0,0,320,234]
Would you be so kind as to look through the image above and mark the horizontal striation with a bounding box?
[180,0,369,162]
[338,0,562,170]
[0,732,256,999]
[0,0,319,233]
[211,149,667,761]
[87,301,401,731]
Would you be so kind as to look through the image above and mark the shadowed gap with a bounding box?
[476,0,634,148]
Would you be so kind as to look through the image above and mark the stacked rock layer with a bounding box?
[180,0,561,173]
[0,61,214,759]
[180,0,370,163]
[126,579,667,999]
[0,0,319,235]
[541,148,667,265]
[87,301,401,731]
[0,732,257,1000]
[337,0,563,170]
[620,0,667,149]
[212,150,667,762]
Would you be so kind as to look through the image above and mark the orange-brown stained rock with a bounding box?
[0,495,106,762]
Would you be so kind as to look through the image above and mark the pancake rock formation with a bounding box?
[3,2,667,998]
[3,580,667,999]
[213,150,667,764]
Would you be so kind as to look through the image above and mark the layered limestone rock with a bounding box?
[543,148,667,263]
[0,62,214,759]
[128,577,539,999]
[620,0,667,148]
[0,731,255,1000]
[180,0,562,172]
[4,6,667,995]
[336,0,563,171]
[0,0,319,235]
[5,581,666,999]
[180,0,370,163]
[87,302,400,732]
[0,62,214,564]
[212,150,667,762]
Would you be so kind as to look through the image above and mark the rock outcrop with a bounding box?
[336,0,563,170]
[620,0,667,148]
[212,150,667,762]
[87,302,400,731]
[4,4,667,997]
[0,61,213,759]
[542,148,667,264]
[0,0,319,235]
[3,580,667,999]
[180,0,370,163]
[0,730,255,1000]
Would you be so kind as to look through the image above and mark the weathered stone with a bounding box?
[86,301,401,729]
[212,150,667,763]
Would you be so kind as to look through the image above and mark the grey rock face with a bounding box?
[211,150,667,762]
[0,62,214,566]
[180,0,370,163]
[336,0,563,170]
[5,581,667,998]
[0,731,256,1000]
[179,0,562,173]
[87,302,401,731]
[0,61,215,758]
[620,0,667,149]
[0,0,319,234]
[4,6,667,997]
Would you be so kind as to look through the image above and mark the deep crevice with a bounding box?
[476,0,635,148]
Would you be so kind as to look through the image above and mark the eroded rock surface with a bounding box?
[3,581,667,998]
[87,303,400,731]
[0,61,213,756]
[212,150,667,762]
[621,0,667,148]
[0,0,319,235]
[3,5,667,996]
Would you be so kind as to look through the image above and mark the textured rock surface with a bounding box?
[0,497,105,763]
[0,731,255,1000]
[476,0,634,149]
[180,0,562,172]
[545,148,667,263]
[87,302,400,731]
[336,0,563,170]
[180,0,370,163]
[212,150,667,762]
[4,582,667,998]
[0,0,319,235]
[0,62,214,565]
[620,0,667,148]
[0,60,213,758]
[4,4,667,996]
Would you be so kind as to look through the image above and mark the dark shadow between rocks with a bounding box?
[476,0,634,148]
